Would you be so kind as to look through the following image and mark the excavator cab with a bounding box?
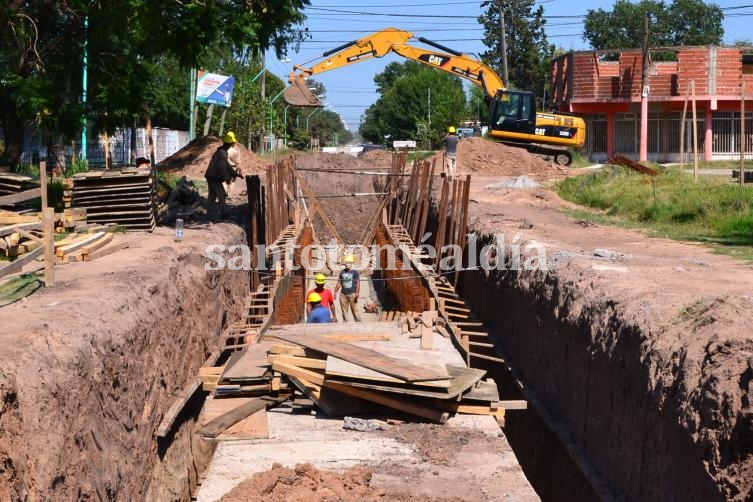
[490,90,536,136]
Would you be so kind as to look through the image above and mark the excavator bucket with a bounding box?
[284,75,322,107]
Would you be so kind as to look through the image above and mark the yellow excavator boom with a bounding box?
[284,27,586,164]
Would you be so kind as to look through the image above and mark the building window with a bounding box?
[742,55,753,75]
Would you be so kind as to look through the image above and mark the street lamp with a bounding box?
[268,88,286,152]
[306,103,329,132]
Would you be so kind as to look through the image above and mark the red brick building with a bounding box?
[550,46,753,162]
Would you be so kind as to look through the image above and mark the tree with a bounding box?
[478,0,554,101]
[359,61,466,148]
[582,0,723,50]
[0,0,310,167]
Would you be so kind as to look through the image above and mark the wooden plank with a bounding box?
[268,355,327,370]
[287,376,374,417]
[437,402,498,414]
[0,222,41,238]
[200,396,285,438]
[327,365,485,400]
[56,232,105,257]
[462,379,499,403]
[469,352,506,364]
[199,398,269,440]
[267,333,447,382]
[0,214,40,225]
[220,342,272,382]
[324,380,449,423]
[500,400,528,410]
[0,243,44,279]
[271,361,325,386]
[82,240,129,261]
[326,356,451,388]
[156,379,201,437]
[0,187,41,206]
[78,232,113,256]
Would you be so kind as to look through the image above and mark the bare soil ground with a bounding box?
[293,152,391,243]
[1,135,751,500]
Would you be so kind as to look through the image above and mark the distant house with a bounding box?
[550,46,753,163]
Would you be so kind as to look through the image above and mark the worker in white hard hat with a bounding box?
[334,255,361,322]
[204,131,241,220]
[306,273,336,321]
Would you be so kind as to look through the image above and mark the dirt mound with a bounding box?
[220,463,379,501]
[220,462,460,502]
[430,137,569,181]
[158,136,270,178]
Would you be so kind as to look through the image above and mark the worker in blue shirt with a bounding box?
[306,292,332,323]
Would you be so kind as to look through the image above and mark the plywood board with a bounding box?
[327,365,485,399]
[462,379,499,404]
[268,333,446,382]
[220,342,272,382]
[325,346,451,388]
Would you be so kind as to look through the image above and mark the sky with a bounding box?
[265,0,753,135]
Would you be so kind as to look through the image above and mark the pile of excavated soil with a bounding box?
[429,137,569,181]
[158,136,270,178]
[294,152,390,244]
[220,462,462,502]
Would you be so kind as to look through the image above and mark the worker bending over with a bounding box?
[306,292,331,323]
[335,255,361,322]
[307,273,336,322]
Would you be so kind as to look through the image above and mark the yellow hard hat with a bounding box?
[223,131,237,144]
[448,126,456,133]
[307,291,322,303]
[314,273,327,285]
[344,255,355,263]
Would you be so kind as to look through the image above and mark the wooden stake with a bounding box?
[43,207,55,287]
[679,86,689,169]
[691,80,698,182]
[39,161,48,212]
[741,82,746,188]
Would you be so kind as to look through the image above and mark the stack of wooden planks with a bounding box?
[0,173,37,198]
[53,231,128,262]
[71,169,155,231]
[0,222,42,258]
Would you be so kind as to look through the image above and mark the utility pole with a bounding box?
[428,88,431,126]
[189,68,197,141]
[81,15,88,161]
[260,52,266,154]
[497,0,509,87]
[639,14,649,162]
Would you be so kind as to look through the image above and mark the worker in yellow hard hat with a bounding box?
[334,255,361,322]
[204,131,242,220]
[306,272,336,321]
[306,291,332,323]
[442,126,459,181]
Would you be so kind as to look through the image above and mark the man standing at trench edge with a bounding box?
[335,255,361,322]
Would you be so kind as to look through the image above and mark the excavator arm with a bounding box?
[284,28,505,105]
[284,27,586,164]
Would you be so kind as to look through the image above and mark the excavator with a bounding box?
[283,28,586,165]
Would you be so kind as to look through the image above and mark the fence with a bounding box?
[11,127,189,169]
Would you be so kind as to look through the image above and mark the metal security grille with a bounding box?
[712,112,753,160]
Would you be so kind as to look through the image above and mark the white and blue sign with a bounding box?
[196,72,235,107]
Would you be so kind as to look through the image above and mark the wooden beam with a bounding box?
[271,361,325,386]
[200,396,286,438]
[469,352,506,364]
[0,187,41,206]
[268,355,327,370]
[324,380,449,423]
[156,379,201,437]
[500,400,528,410]
[82,240,129,261]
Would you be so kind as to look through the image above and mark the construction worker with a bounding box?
[306,292,331,323]
[204,131,241,220]
[442,126,459,180]
[307,273,336,321]
[334,255,361,322]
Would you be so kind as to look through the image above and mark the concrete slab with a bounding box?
[196,407,539,501]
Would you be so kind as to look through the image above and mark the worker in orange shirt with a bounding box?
[306,273,336,322]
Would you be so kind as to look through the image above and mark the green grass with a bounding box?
[556,166,753,259]
[675,159,753,170]
[0,273,42,307]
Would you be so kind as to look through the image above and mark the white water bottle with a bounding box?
[175,218,184,242]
